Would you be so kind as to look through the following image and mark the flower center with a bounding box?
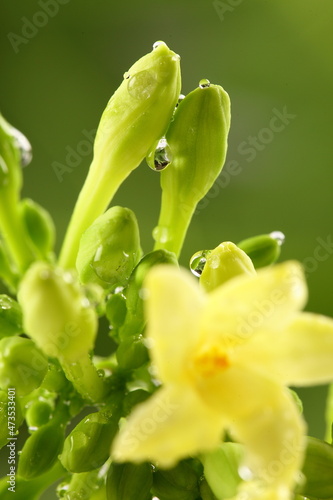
[194,346,230,377]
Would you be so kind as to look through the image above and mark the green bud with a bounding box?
[152,461,200,500]
[153,81,231,257]
[237,231,284,269]
[122,388,151,417]
[0,389,23,448]
[198,242,256,292]
[76,206,141,289]
[17,421,65,479]
[0,114,26,193]
[299,436,333,498]
[201,442,244,500]
[19,198,56,260]
[106,293,127,329]
[18,262,97,361]
[116,335,149,370]
[25,398,53,430]
[59,41,181,269]
[60,410,118,473]
[0,294,23,338]
[0,337,48,395]
[120,249,177,339]
[106,462,153,500]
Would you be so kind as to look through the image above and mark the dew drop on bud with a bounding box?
[176,94,185,107]
[153,41,167,50]
[199,78,210,89]
[189,250,211,277]
[11,127,32,167]
[269,231,285,246]
[146,137,172,171]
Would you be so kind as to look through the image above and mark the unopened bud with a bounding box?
[237,231,284,269]
[19,198,55,260]
[106,462,153,500]
[0,294,23,338]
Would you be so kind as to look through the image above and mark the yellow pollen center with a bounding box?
[195,347,230,377]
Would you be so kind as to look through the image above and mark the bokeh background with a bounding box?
[1,1,333,495]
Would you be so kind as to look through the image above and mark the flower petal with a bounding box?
[111,385,225,468]
[144,265,204,383]
[236,312,333,386]
[200,261,307,348]
[230,386,306,500]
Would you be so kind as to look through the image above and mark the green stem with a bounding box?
[58,158,129,270]
[61,352,110,403]
[153,190,196,258]
[0,190,35,273]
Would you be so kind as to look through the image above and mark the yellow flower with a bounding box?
[112,262,333,499]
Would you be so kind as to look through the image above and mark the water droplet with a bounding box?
[152,225,169,244]
[199,78,211,89]
[97,369,105,378]
[11,127,32,167]
[146,137,172,171]
[123,71,130,79]
[238,465,253,481]
[56,482,70,498]
[269,231,285,246]
[153,41,167,50]
[189,250,211,277]
[176,94,185,107]
[127,70,157,100]
[70,431,88,452]
[172,53,180,62]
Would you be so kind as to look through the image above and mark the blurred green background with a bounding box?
[1,0,333,483]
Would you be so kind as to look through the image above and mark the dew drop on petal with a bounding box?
[269,230,285,246]
[199,78,210,89]
[190,250,211,277]
[127,70,157,100]
[11,127,32,167]
[146,137,172,171]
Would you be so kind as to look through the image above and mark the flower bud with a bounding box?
[76,206,141,289]
[0,337,48,395]
[106,462,153,500]
[19,198,55,260]
[59,41,181,269]
[25,398,53,430]
[0,294,23,338]
[299,436,333,498]
[60,410,118,473]
[237,231,284,269]
[17,421,65,479]
[122,389,151,417]
[154,81,231,257]
[0,114,24,194]
[152,461,200,500]
[119,249,177,339]
[199,242,256,292]
[116,335,149,370]
[201,442,244,500]
[18,262,97,361]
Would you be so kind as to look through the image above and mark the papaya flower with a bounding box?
[112,261,333,499]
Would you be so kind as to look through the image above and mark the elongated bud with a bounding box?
[0,389,23,448]
[17,421,65,479]
[119,249,177,339]
[59,41,181,269]
[18,262,97,361]
[299,437,333,498]
[19,198,56,260]
[153,81,231,257]
[0,337,48,395]
[198,242,256,292]
[237,231,284,268]
[106,462,153,500]
[202,443,244,500]
[0,294,23,338]
[76,206,141,289]
[152,461,200,500]
[60,410,118,473]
